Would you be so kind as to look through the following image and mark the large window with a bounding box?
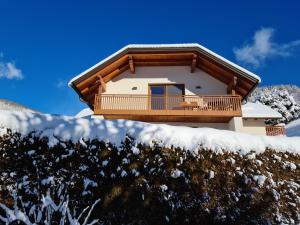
[149,84,185,110]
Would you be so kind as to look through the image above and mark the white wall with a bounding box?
[105,66,227,95]
[228,117,244,132]
[153,122,228,129]
[242,118,267,135]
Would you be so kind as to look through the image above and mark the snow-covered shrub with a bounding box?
[0,187,100,225]
[0,130,299,224]
[249,85,300,124]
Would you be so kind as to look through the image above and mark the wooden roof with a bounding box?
[68,44,261,108]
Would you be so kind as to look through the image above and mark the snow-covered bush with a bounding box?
[0,130,299,224]
[249,85,300,124]
[0,188,100,225]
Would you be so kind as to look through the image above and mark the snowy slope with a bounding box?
[75,107,93,118]
[0,110,299,154]
[0,99,37,113]
[286,119,300,137]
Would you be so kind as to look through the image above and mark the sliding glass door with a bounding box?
[149,84,185,110]
[150,85,166,110]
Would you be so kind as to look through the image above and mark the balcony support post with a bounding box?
[191,54,197,73]
[227,76,237,95]
[129,55,135,73]
[97,75,106,93]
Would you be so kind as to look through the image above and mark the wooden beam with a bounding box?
[83,64,130,100]
[98,85,102,95]
[76,55,129,90]
[227,76,237,94]
[98,75,106,92]
[135,61,191,66]
[131,52,194,60]
[129,55,135,73]
[191,54,197,73]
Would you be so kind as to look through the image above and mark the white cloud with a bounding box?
[0,54,23,80]
[233,27,300,67]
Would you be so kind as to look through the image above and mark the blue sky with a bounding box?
[0,0,300,115]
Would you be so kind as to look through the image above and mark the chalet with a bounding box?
[69,44,285,136]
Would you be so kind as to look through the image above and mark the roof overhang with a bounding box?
[68,44,261,107]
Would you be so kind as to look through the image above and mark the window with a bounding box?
[149,84,185,110]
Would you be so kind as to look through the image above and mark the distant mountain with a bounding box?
[0,99,37,113]
[249,85,300,124]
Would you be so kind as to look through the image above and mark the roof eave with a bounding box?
[68,44,261,87]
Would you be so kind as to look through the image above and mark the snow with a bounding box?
[68,43,260,86]
[0,110,300,155]
[253,175,266,187]
[83,178,97,189]
[160,184,168,192]
[286,162,297,170]
[102,160,109,167]
[75,108,93,118]
[171,169,184,178]
[131,146,140,155]
[0,99,36,113]
[41,176,54,186]
[121,170,127,177]
[249,86,300,123]
[208,171,215,179]
[242,102,282,118]
[286,119,300,137]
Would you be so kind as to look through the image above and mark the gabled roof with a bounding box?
[242,102,282,119]
[68,43,261,107]
[69,44,261,86]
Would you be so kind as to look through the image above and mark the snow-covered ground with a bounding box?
[0,110,300,155]
[286,119,300,137]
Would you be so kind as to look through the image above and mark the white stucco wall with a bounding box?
[105,66,227,95]
[228,117,244,132]
[153,122,228,129]
[242,118,267,135]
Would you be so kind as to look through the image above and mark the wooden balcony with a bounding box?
[266,125,285,136]
[94,94,242,122]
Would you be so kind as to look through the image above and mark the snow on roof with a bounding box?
[242,102,282,119]
[286,119,300,137]
[75,108,93,118]
[68,43,261,86]
[0,110,299,155]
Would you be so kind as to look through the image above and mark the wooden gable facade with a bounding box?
[69,44,260,123]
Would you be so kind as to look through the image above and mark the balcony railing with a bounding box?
[266,125,285,136]
[94,94,242,117]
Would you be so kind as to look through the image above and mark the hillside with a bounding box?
[0,99,37,113]
[0,110,299,224]
[286,119,300,137]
